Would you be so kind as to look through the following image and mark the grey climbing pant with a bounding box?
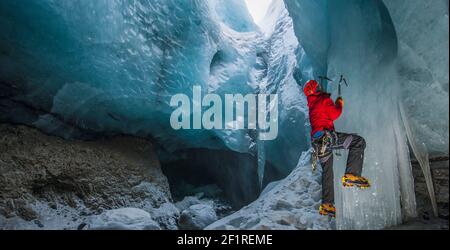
[319,132,366,204]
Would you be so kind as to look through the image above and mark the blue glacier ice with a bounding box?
[0,0,310,207]
[0,0,448,229]
[384,0,449,156]
[0,0,269,151]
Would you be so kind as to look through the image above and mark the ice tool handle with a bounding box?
[338,75,349,98]
[318,76,333,92]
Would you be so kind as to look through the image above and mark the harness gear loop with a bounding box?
[311,130,337,171]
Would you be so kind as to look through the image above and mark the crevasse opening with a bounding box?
[244,0,273,25]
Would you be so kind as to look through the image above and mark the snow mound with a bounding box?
[179,204,218,230]
[88,208,160,230]
[206,152,333,230]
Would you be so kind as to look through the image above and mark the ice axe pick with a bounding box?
[318,76,333,91]
[338,75,349,98]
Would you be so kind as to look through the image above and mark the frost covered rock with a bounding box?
[131,182,173,210]
[179,204,218,230]
[206,153,332,230]
[150,202,180,230]
[175,195,205,212]
[88,208,160,230]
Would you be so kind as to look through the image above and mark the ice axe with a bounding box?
[318,76,333,91]
[338,75,349,98]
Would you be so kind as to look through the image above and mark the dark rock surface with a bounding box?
[0,124,172,229]
[178,203,218,230]
[412,158,449,205]
[393,158,449,230]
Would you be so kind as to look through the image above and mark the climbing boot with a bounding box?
[342,174,371,189]
[319,203,336,218]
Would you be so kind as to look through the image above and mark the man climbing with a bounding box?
[303,79,370,218]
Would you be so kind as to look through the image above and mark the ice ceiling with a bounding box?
[0,0,448,229]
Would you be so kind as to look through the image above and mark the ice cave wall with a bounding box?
[209,0,257,32]
[383,0,449,156]
[285,0,449,157]
[284,0,448,229]
[0,0,259,152]
[0,0,310,205]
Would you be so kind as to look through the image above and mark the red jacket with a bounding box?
[303,80,343,137]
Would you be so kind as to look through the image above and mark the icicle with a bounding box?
[399,101,438,217]
[393,108,417,220]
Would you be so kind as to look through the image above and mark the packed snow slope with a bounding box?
[0,0,448,229]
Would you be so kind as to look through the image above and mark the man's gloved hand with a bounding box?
[335,97,344,107]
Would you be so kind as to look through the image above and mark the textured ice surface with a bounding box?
[326,0,406,230]
[384,0,449,156]
[283,0,329,78]
[0,0,252,149]
[210,0,257,32]
[257,0,310,178]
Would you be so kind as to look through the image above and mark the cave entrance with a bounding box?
[161,148,283,210]
[244,0,273,26]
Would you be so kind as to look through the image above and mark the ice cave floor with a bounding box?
[0,124,447,230]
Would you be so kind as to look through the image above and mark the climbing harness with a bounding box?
[311,130,354,172]
[311,130,337,171]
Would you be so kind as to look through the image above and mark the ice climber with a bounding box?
[304,79,371,218]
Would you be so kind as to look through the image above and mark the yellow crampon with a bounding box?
[319,203,336,218]
[342,174,371,189]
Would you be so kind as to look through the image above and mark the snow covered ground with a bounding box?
[207,151,333,230]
